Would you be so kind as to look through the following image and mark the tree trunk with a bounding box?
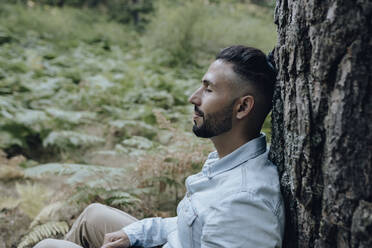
[270,1,372,247]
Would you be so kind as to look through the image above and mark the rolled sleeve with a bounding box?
[123,217,177,247]
[201,192,282,248]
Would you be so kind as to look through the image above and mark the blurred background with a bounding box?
[0,0,276,247]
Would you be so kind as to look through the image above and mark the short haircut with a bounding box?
[216,45,276,113]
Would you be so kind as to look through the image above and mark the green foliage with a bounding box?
[70,186,140,209]
[17,221,69,248]
[262,113,272,143]
[103,0,154,28]
[45,109,96,125]
[43,131,104,149]
[24,163,127,186]
[0,2,275,245]
[122,136,154,150]
[143,0,277,66]
[3,0,154,28]
[109,191,140,207]
[0,26,12,45]
[143,1,203,65]
[0,1,274,161]
[109,120,157,140]
[0,4,136,47]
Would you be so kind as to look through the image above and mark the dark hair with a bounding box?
[216,45,277,112]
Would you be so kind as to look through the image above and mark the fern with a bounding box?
[16,182,51,219]
[69,186,140,209]
[110,197,140,207]
[122,136,153,150]
[108,191,132,199]
[13,109,50,127]
[17,221,69,248]
[43,131,104,148]
[85,75,114,90]
[30,201,65,228]
[108,119,156,139]
[0,95,20,116]
[0,196,21,210]
[106,190,140,207]
[46,108,96,124]
[0,106,51,148]
[24,163,127,186]
[22,77,62,97]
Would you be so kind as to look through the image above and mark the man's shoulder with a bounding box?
[220,150,280,189]
[245,149,280,186]
[214,151,282,213]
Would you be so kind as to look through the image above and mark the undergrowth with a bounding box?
[18,221,69,248]
[143,0,276,66]
[0,1,275,246]
[5,112,211,247]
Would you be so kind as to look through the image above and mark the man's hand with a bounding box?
[101,230,131,248]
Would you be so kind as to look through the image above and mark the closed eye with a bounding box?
[202,79,214,93]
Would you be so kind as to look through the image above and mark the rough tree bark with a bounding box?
[269,1,372,247]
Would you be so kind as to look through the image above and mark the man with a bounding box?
[34,45,284,248]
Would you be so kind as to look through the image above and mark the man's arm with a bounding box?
[102,217,177,248]
[201,192,284,248]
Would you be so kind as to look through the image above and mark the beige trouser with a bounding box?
[33,203,138,248]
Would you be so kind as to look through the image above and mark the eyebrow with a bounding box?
[202,79,215,86]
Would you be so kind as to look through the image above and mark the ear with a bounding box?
[235,95,254,119]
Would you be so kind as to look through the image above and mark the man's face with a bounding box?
[188,60,238,138]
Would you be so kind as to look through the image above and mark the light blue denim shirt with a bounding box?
[123,134,285,248]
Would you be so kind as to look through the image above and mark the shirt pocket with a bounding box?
[183,200,197,226]
[178,196,197,225]
[178,197,198,248]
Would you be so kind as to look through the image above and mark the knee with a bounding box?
[84,203,109,226]
[85,203,105,212]
[33,239,60,248]
[85,203,106,217]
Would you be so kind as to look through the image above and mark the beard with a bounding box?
[192,100,235,138]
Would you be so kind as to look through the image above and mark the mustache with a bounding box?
[194,106,204,117]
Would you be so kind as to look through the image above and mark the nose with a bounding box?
[188,87,202,106]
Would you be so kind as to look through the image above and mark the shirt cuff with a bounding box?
[122,223,141,247]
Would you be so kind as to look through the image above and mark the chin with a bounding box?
[192,126,213,138]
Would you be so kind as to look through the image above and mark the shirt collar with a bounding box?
[202,133,267,178]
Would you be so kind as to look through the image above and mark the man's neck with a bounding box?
[211,129,260,158]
